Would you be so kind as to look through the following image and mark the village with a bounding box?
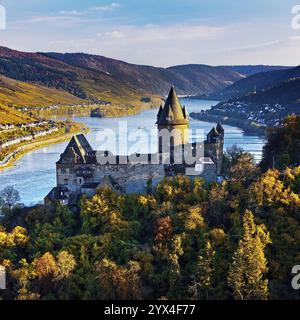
[208,100,285,127]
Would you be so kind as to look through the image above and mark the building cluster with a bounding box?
[46,87,225,206]
[17,101,111,113]
[0,120,51,131]
[212,101,285,127]
[0,127,58,149]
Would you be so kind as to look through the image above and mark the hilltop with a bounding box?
[220,65,293,77]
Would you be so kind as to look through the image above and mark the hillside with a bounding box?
[191,78,300,134]
[211,65,300,100]
[261,115,300,170]
[0,47,152,108]
[0,74,85,107]
[235,78,300,107]
[0,104,33,124]
[220,65,293,77]
[167,64,241,94]
[46,52,243,96]
[0,46,248,122]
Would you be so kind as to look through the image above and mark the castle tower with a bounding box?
[156,87,189,154]
[216,122,224,139]
[205,123,224,175]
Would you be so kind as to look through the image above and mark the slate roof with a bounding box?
[216,122,224,135]
[207,127,219,138]
[57,134,96,164]
[156,87,189,125]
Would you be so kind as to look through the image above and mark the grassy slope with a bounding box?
[0,104,33,124]
[0,75,85,107]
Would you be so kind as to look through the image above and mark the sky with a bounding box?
[0,0,299,67]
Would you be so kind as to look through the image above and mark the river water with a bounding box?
[0,99,265,206]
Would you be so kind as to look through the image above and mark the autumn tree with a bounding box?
[227,210,271,300]
[192,240,215,300]
[96,258,142,300]
[230,153,259,183]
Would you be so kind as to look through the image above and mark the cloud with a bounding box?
[59,10,82,16]
[20,15,85,24]
[13,3,122,27]
[289,36,300,42]
[97,24,228,43]
[90,3,121,12]
[221,39,281,53]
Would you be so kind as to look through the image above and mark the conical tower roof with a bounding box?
[216,122,224,135]
[207,127,219,138]
[58,134,94,164]
[156,87,189,125]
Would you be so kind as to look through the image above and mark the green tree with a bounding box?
[195,240,215,300]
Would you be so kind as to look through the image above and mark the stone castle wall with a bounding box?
[204,141,224,174]
[57,162,165,195]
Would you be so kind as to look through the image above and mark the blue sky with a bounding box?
[0,0,299,66]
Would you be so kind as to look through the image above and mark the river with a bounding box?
[0,99,265,206]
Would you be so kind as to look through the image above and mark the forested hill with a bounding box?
[261,115,300,170]
[44,53,243,96]
[1,117,300,300]
[0,46,243,103]
[211,65,300,100]
[220,65,293,77]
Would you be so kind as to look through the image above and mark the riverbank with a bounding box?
[0,124,88,171]
[26,96,163,119]
[0,98,162,171]
[0,98,265,205]
[190,112,267,137]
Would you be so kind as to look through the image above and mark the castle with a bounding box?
[45,87,224,205]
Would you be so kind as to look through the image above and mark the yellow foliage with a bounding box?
[0,226,29,247]
[183,206,205,231]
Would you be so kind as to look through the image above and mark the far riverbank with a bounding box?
[190,112,267,137]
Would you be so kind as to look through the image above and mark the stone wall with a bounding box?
[57,162,165,194]
[204,141,223,174]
